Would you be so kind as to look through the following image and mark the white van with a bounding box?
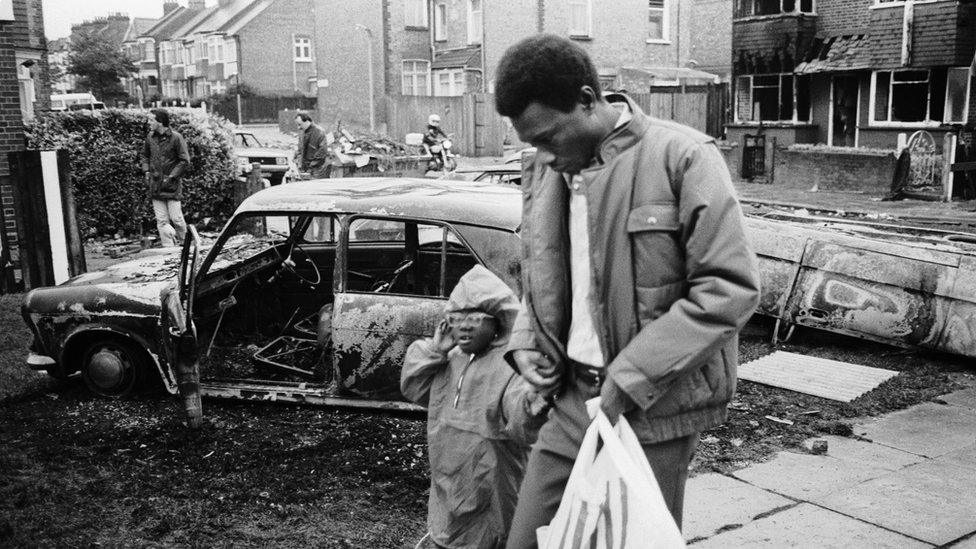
[50,93,105,111]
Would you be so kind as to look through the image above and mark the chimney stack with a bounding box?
[188,0,207,10]
[163,2,179,14]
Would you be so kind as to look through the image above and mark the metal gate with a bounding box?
[741,133,766,179]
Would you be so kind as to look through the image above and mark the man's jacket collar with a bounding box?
[593,93,650,167]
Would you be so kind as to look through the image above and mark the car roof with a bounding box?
[237,178,523,231]
[455,164,520,174]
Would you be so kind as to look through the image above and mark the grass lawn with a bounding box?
[0,294,52,401]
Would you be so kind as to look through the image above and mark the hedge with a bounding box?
[25,108,238,237]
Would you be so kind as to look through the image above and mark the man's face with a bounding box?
[295,117,310,131]
[148,116,163,134]
[511,100,598,174]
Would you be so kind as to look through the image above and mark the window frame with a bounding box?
[467,0,483,45]
[944,67,971,124]
[401,59,431,96]
[434,0,448,41]
[734,73,812,124]
[869,69,943,127]
[735,0,816,18]
[434,68,466,96]
[405,0,429,28]
[569,0,593,38]
[647,0,669,44]
[293,35,313,62]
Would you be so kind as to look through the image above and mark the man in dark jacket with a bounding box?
[494,34,761,548]
[141,109,190,247]
[294,112,330,178]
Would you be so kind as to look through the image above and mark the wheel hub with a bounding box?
[88,348,128,390]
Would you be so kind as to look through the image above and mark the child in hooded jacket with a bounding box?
[401,265,551,549]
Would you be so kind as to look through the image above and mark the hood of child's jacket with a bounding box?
[446,265,519,346]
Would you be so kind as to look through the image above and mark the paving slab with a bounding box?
[855,402,976,458]
[946,534,976,549]
[683,473,793,542]
[815,460,976,546]
[732,451,893,500]
[935,443,976,471]
[937,387,976,411]
[688,503,932,548]
[804,435,922,470]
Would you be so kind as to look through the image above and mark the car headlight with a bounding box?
[237,157,252,173]
[276,157,288,165]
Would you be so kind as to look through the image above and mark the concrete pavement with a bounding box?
[683,387,976,547]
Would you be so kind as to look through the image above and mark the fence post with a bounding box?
[943,132,957,201]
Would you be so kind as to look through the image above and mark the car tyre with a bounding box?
[80,338,148,398]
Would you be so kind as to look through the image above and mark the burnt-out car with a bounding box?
[22,179,522,410]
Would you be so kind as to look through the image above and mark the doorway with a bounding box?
[830,75,859,147]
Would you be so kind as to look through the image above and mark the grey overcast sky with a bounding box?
[41,1,202,40]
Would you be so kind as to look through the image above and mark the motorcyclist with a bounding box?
[423,114,454,172]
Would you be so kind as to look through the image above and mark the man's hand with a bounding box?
[600,377,636,423]
[431,319,455,354]
[511,349,560,390]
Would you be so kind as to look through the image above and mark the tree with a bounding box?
[67,31,136,104]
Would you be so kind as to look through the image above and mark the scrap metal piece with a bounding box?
[739,351,899,402]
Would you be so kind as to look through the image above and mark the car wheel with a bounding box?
[80,338,148,398]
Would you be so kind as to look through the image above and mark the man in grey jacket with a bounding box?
[494,34,761,548]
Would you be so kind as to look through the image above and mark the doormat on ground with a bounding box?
[738,351,899,402]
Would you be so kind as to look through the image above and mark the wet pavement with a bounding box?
[684,387,976,547]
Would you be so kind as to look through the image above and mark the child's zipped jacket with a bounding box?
[401,265,547,549]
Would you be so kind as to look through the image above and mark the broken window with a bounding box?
[872,69,954,124]
[648,0,666,41]
[401,60,430,96]
[735,0,815,17]
[944,67,970,124]
[735,73,811,123]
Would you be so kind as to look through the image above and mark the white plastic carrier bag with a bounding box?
[536,410,686,549]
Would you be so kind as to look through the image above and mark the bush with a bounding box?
[25,108,237,237]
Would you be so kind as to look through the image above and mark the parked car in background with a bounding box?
[233,130,293,186]
[50,92,105,111]
[450,164,521,186]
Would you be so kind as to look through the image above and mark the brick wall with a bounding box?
[1,0,50,274]
[685,0,733,79]
[314,0,384,130]
[482,0,536,85]
[384,0,433,97]
[774,148,897,193]
[816,0,872,36]
[238,0,316,96]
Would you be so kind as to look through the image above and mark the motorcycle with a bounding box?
[426,135,457,173]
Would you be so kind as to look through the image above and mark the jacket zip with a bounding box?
[453,354,475,408]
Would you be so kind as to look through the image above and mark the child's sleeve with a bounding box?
[500,374,552,447]
[400,338,450,407]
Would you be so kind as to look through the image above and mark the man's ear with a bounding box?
[579,86,599,112]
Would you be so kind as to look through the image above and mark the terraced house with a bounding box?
[125,0,316,103]
[728,0,976,149]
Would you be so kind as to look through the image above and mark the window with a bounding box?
[569,0,592,37]
[405,0,428,27]
[467,0,483,44]
[217,41,224,62]
[435,69,466,96]
[434,1,447,41]
[185,43,194,64]
[944,67,970,124]
[648,0,667,41]
[160,42,171,65]
[402,60,430,96]
[735,0,814,17]
[17,60,36,121]
[735,73,811,122]
[872,69,948,124]
[294,36,312,61]
[196,37,207,60]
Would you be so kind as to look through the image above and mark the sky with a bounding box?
[42,0,195,40]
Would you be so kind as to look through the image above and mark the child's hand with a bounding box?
[432,318,455,353]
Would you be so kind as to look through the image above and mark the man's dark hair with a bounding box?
[495,33,601,118]
[151,109,170,127]
[295,112,313,123]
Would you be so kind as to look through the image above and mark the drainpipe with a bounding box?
[356,24,376,132]
[480,0,488,91]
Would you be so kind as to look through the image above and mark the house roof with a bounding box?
[174,0,274,40]
[795,34,872,74]
[220,0,274,35]
[142,7,204,40]
[432,46,482,70]
[122,17,158,43]
[618,66,720,88]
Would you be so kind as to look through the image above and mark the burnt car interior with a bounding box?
[190,212,479,391]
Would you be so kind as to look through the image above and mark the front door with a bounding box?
[831,75,859,147]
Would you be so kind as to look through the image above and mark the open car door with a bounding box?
[161,225,203,428]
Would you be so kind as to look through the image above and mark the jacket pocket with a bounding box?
[628,203,684,288]
[635,280,687,326]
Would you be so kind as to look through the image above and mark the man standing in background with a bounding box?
[142,109,190,247]
[294,112,330,178]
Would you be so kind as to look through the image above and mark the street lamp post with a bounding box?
[355,24,376,133]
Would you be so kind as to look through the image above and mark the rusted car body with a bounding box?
[20,178,976,413]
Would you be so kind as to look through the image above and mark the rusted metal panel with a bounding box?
[200,379,424,412]
[749,216,976,357]
[331,292,445,399]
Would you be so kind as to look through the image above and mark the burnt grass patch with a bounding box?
[1,305,973,547]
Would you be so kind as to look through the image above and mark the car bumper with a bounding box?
[26,351,56,370]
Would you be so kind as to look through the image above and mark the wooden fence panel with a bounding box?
[385,95,468,154]
[630,86,727,138]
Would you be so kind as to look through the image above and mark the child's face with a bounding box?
[446,309,498,355]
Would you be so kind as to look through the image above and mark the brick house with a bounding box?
[47,36,72,94]
[118,16,162,103]
[123,2,201,103]
[139,0,316,103]
[315,0,731,129]
[728,0,976,150]
[0,0,50,286]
